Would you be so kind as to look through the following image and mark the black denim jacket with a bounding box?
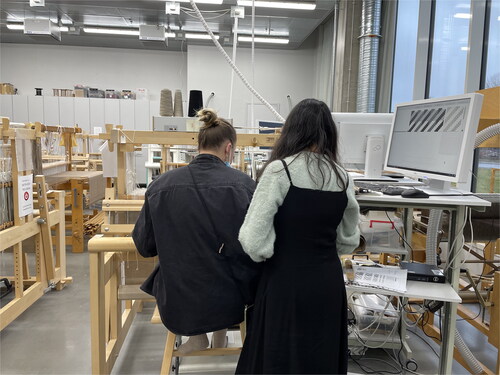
[132,154,257,335]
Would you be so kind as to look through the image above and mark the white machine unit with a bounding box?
[24,19,61,41]
[139,25,167,46]
[153,116,203,132]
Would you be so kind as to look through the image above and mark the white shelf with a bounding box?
[346,280,461,303]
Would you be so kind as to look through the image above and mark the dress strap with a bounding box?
[280,160,294,186]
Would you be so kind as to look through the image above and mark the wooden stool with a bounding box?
[152,307,245,374]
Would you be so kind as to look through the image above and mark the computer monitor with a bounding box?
[332,112,394,178]
[384,93,484,191]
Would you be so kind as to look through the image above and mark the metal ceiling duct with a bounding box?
[356,0,382,113]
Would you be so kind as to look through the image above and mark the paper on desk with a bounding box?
[352,265,407,293]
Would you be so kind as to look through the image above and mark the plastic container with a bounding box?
[359,211,403,252]
[105,89,119,99]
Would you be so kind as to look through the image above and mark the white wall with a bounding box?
[1,39,321,128]
[0,44,187,101]
[187,42,317,128]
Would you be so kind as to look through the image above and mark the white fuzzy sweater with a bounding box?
[239,152,361,262]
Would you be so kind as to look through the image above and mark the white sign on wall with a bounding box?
[18,174,34,217]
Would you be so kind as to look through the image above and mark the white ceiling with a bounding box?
[0,0,335,50]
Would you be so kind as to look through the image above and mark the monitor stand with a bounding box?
[421,179,469,196]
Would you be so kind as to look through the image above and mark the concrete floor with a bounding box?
[0,249,498,375]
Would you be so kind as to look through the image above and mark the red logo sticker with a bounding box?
[24,191,30,201]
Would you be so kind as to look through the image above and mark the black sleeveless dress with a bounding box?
[236,160,349,374]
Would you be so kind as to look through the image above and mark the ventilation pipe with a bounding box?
[356,0,382,113]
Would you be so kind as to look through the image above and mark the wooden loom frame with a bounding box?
[0,118,71,331]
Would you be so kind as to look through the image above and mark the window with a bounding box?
[483,0,500,88]
[428,0,471,98]
[472,148,500,193]
[391,0,420,110]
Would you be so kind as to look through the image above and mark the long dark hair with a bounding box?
[263,98,347,190]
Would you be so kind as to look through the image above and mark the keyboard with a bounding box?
[354,181,385,192]
[354,181,408,195]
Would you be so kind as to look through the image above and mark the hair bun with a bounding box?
[197,108,219,128]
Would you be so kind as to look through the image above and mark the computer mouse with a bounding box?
[401,188,430,198]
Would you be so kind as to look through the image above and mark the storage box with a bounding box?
[1,83,14,94]
[359,211,403,252]
[88,88,104,98]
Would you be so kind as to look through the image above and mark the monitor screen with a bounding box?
[332,113,393,165]
[385,93,483,183]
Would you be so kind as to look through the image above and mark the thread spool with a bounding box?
[160,89,173,117]
[188,90,203,117]
[174,90,184,117]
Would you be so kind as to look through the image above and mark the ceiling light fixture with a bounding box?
[238,36,289,44]
[7,24,24,30]
[175,0,224,4]
[237,1,316,10]
[83,27,140,36]
[454,13,471,19]
[7,23,68,32]
[185,33,219,40]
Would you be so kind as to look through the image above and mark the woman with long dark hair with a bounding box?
[236,99,360,374]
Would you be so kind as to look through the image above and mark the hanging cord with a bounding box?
[228,16,239,118]
[251,0,256,129]
[188,0,285,122]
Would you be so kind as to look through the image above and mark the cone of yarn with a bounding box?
[188,90,203,117]
[173,90,184,117]
[160,89,173,116]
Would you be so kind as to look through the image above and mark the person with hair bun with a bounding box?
[133,108,259,353]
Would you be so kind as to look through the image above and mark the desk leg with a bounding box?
[71,179,84,253]
[403,208,413,261]
[439,206,465,374]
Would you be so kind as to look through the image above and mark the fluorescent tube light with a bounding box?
[237,1,316,10]
[7,23,68,32]
[166,32,176,38]
[7,24,24,30]
[176,0,224,4]
[238,36,289,44]
[454,13,471,19]
[460,47,469,51]
[185,33,219,40]
[83,27,140,36]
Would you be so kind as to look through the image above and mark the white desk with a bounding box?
[354,193,490,374]
[347,280,461,303]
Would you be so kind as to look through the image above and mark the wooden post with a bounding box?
[53,190,67,290]
[13,243,24,298]
[90,251,106,375]
[160,330,177,375]
[70,178,84,253]
[117,144,127,197]
[35,175,55,280]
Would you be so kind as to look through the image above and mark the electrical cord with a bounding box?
[348,351,402,374]
[407,328,440,358]
[188,0,285,122]
[384,211,414,260]
[444,207,470,272]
